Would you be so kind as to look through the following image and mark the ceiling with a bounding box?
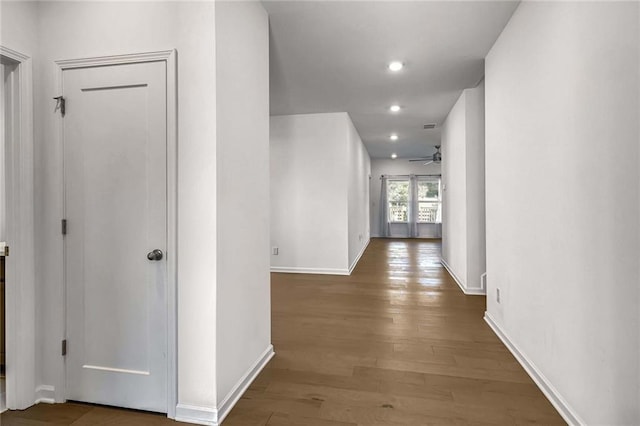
[264,1,519,159]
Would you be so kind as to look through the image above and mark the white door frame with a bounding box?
[0,45,36,411]
[55,50,178,419]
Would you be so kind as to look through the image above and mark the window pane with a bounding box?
[418,180,439,201]
[387,180,409,202]
[418,202,441,223]
[389,202,408,222]
[387,180,409,222]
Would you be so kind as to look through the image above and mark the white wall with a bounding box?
[441,93,467,283]
[465,82,486,292]
[0,1,39,56]
[369,159,442,238]
[17,0,219,412]
[270,112,370,274]
[270,113,348,273]
[485,2,639,424]
[215,0,271,409]
[441,82,486,293]
[347,118,371,269]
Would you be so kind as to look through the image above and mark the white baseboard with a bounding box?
[484,312,583,426]
[175,404,218,426]
[35,385,55,404]
[348,238,370,274]
[175,345,274,426]
[270,238,370,277]
[217,345,274,424]
[440,258,485,295]
[270,266,349,276]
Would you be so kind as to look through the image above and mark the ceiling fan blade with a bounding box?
[423,161,434,166]
[408,158,431,162]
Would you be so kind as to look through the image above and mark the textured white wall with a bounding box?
[215,0,271,407]
[485,2,639,423]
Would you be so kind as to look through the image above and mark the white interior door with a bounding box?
[64,61,167,412]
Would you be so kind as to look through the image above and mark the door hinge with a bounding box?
[53,96,66,117]
[62,219,67,235]
[0,244,8,257]
[62,339,67,356]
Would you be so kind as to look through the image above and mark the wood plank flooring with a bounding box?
[1,238,564,425]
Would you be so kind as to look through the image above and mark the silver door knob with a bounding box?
[147,249,163,261]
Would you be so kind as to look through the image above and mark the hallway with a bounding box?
[1,239,564,425]
[224,238,563,425]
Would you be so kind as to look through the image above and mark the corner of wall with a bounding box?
[35,385,55,405]
[484,313,584,425]
[441,258,485,296]
[215,345,274,425]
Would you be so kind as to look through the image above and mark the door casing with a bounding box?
[0,45,36,411]
[55,50,177,419]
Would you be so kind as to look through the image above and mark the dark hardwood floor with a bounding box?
[1,238,564,425]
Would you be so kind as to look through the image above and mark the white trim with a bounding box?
[82,365,149,376]
[271,266,350,276]
[440,258,485,295]
[217,345,275,424]
[484,312,584,426]
[1,45,36,411]
[175,345,275,426]
[348,238,370,274]
[271,239,371,276]
[35,385,55,405]
[55,50,178,418]
[175,404,218,426]
[164,49,178,422]
[55,50,176,69]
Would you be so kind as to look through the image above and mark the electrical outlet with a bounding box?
[496,288,501,303]
[358,234,363,242]
[271,247,279,255]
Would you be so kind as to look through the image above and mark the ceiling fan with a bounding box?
[408,145,441,165]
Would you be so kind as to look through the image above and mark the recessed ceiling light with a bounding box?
[389,105,401,113]
[391,153,397,159]
[390,134,398,141]
[388,61,404,72]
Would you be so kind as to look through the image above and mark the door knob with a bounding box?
[147,249,163,261]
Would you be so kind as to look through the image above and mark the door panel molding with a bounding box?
[55,50,177,419]
[1,45,36,411]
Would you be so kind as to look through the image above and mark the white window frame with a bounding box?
[416,177,442,224]
[387,178,410,223]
